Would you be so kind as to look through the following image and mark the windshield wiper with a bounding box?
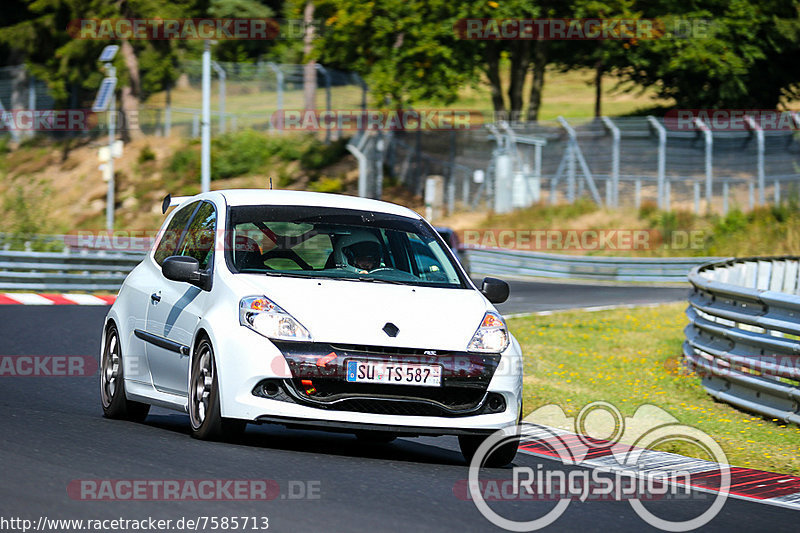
[351,276,406,285]
[238,269,313,279]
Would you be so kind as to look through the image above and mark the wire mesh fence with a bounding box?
[380,115,800,215]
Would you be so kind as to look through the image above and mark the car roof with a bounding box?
[189,189,422,219]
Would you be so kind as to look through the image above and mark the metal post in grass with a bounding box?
[775,180,781,205]
[665,179,671,211]
[201,40,211,193]
[722,182,729,215]
[744,115,764,205]
[694,117,713,211]
[635,179,641,209]
[647,116,667,210]
[211,60,226,134]
[748,182,755,211]
[601,116,620,207]
[694,182,700,214]
[164,84,172,137]
[315,63,332,144]
[266,62,284,134]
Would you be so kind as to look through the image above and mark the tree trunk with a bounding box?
[119,39,142,140]
[484,42,506,121]
[526,40,548,122]
[594,59,604,118]
[303,2,317,111]
[507,41,530,124]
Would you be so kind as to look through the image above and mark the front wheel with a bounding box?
[100,324,150,422]
[189,337,246,441]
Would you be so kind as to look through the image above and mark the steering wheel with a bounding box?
[259,249,314,271]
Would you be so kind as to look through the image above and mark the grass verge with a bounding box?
[511,302,800,474]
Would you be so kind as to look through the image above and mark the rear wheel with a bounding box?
[100,324,150,422]
[459,433,519,468]
[189,337,246,441]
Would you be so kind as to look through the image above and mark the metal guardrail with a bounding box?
[684,257,800,424]
[466,247,718,283]
[0,250,145,292]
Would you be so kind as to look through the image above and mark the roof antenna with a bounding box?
[269,177,273,190]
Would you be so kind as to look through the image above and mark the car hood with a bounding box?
[237,275,491,351]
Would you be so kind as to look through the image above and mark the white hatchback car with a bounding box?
[100,190,523,465]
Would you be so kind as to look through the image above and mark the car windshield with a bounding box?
[226,205,466,288]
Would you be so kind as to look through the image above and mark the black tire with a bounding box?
[100,324,150,422]
[355,431,397,444]
[189,337,246,441]
[459,433,520,468]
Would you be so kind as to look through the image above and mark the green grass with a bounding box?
[143,67,673,123]
[511,302,800,474]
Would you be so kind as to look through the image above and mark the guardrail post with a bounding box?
[601,116,620,207]
[694,118,713,212]
[647,116,666,210]
[744,115,765,205]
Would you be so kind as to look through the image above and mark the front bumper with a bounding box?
[214,328,523,433]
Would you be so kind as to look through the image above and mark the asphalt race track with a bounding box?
[0,285,796,532]
[492,280,690,315]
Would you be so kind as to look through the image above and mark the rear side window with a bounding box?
[176,202,216,270]
[153,201,199,266]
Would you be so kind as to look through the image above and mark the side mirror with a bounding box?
[480,277,509,304]
[162,256,211,290]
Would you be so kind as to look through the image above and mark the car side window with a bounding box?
[153,201,199,266]
[176,202,216,270]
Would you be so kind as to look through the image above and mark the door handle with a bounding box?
[150,292,161,303]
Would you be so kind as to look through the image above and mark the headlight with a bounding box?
[239,296,311,341]
[467,311,509,353]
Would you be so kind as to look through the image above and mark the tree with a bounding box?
[0,0,202,139]
[615,0,800,109]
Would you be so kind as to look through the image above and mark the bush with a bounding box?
[308,176,345,193]
[138,144,156,164]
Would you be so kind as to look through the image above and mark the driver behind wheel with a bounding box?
[337,231,383,273]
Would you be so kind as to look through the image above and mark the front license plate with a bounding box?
[346,360,442,387]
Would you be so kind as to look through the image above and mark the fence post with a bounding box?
[775,180,781,205]
[694,182,700,214]
[601,116,620,207]
[744,115,764,205]
[266,62,284,134]
[211,61,226,134]
[694,118,713,212]
[164,84,172,137]
[722,181,729,215]
[647,116,667,210]
[315,64,332,144]
[635,179,641,209]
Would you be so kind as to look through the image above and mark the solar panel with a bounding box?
[91,77,117,112]
[99,45,119,63]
